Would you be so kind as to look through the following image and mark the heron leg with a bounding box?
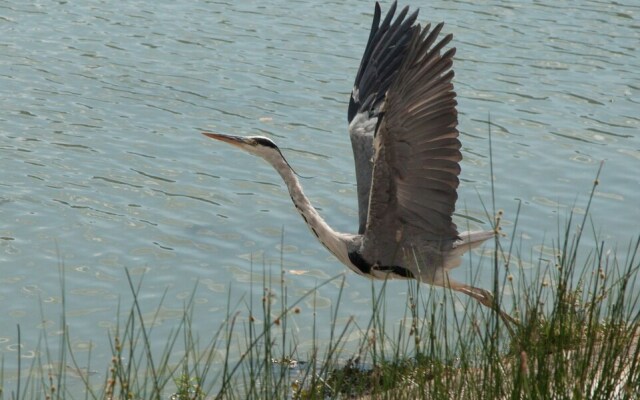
[450,282,518,336]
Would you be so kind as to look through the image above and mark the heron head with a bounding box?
[202,132,280,158]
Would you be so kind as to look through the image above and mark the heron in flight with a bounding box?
[203,2,515,325]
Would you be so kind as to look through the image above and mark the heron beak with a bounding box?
[202,132,249,148]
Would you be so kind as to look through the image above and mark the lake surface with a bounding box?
[1,0,638,392]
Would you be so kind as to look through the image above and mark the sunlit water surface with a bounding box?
[1,0,638,392]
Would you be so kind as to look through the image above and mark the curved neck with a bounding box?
[262,151,352,265]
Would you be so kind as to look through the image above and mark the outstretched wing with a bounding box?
[348,1,418,234]
[360,20,461,265]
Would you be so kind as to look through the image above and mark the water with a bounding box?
[1,0,638,390]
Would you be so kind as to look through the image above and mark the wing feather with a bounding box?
[361,19,461,265]
[348,1,418,234]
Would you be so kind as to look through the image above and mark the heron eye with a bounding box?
[253,138,278,149]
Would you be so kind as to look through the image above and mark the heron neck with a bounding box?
[265,152,352,265]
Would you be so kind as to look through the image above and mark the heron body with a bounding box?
[203,2,515,325]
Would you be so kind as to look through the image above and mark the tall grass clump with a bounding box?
[501,166,640,399]
[2,167,639,399]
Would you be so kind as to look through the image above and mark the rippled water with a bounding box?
[1,0,638,388]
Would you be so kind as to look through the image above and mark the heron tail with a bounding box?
[453,230,495,251]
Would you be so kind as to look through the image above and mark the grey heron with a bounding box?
[203,2,515,326]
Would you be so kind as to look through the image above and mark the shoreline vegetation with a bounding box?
[3,171,640,399]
